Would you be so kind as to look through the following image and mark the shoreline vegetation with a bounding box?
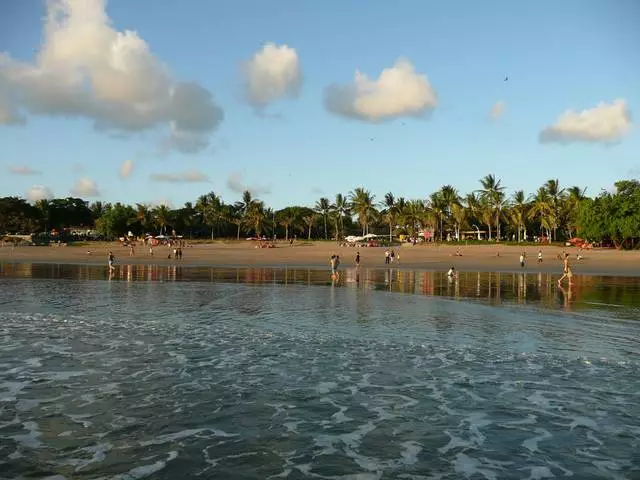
[2,242,640,277]
[2,178,640,253]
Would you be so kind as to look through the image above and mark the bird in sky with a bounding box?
[504,76,509,82]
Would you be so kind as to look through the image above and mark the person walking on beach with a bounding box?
[390,250,395,263]
[384,249,390,264]
[355,251,360,267]
[537,250,543,263]
[519,252,525,268]
[108,251,116,272]
[558,253,574,286]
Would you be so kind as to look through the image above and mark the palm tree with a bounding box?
[349,188,377,236]
[478,174,506,241]
[303,213,317,240]
[245,200,266,237]
[528,187,553,240]
[152,204,171,235]
[196,192,225,239]
[35,199,50,232]
[181,202,199,239]
[314,197,331,240]
[278,210,297,241]
[563,186,587,238]
[380,192,396,241]
[264,207,275,238]
[332,193,350,239]
[463,193,480,237]
[439,185,460,240]
[429,192,447,242]
[510,190,529,242]
[479,201,494,241]
[544,179,565,241]
[226,203,244,240]
[401,199,427,238]
[451,203,466,241]
[127,203,151,235]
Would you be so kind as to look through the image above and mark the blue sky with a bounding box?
[1,0,639,209]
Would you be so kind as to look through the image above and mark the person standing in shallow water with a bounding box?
[108,251,116,272]
[558,252,574,286]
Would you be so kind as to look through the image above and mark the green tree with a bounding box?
[152,204,171,235]
[510,190,529,242]
[478,174,506,241]
[96,203,135,238]
[196,192,225,239]
[314,197,331,240]
[349,187,377,236]
[331,193,350,240]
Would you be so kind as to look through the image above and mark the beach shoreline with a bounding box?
[1,241,639,277]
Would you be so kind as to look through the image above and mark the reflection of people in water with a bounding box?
[557,253,574,286]
[557,283,573,309]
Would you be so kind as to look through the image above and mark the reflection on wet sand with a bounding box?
[2,262,640,313]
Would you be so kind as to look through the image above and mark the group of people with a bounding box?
[384,249,398,264]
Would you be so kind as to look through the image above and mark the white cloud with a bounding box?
[0,0,223,152]
[242,42,301,108]
[8,165,41,175]
[324,58,437,122]
[26,185,54,202]
[539,99,632,144]
[70,177,100,197]
[150,170,210,183]
[119,159,133,179]
[490,101,505,120]
[227,172,271,196]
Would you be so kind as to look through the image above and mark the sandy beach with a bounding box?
[1,241,639,276]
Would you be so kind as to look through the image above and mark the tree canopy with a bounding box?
[2,176,640,249]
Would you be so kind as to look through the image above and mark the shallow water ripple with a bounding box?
[1,279,639,479]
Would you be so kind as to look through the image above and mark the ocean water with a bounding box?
[0,264,639,479]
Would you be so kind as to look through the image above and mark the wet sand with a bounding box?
[1,241,639,276]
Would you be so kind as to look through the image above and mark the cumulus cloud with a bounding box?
[70,178,100,197]
[26,185,54,202]
[150,169,210,183]
[8,165,41,175]
[539,99,632,144]
[242,42,301,108]
[324,58,437,122]
[0,0,223,152]
[490,101,505,120]
[119,159,133,179]
[227,172,271,196]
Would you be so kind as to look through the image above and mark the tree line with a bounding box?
[2,175,640,249]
